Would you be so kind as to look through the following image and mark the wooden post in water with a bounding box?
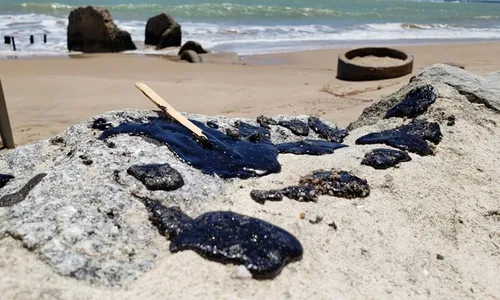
[43,34,47,44]
[4,36,10,45]
[11,37,16,51]
[30,35,34,44]
[0,79,15,149]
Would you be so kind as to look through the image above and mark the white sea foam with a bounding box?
[1,13,500,57]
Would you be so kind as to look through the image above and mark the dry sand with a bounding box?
[1,41,500,147]
[350,55,405,67]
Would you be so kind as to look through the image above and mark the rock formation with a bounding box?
[179,50,202,63]
[145,13,181,50]
[67,6,136,53]
[1,65,500,299]
[178,41,209,55]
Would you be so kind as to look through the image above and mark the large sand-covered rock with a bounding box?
[1,65,499,299]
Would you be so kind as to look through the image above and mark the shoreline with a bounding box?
[1,38,500,61]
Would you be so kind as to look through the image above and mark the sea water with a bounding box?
[0,0,499,56]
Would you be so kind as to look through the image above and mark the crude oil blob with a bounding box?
[355,120,442,156]
[100,118,281,179]
[299,170,370,199]
[278,120,309,136]
[250,189,284,204]
[385,85,437,119]
[251,170,368,204]
[281,186,318,202]
[234,121,272,143]
[361,148,412,169]
[308,117,349,143]
[127,163,184,191]
[91,118,112,131]
[144,199,303,279]
[256,115,278,129]
[0,174,14,189]
[276,140,347,155]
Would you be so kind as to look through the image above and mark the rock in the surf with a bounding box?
[67,6,136,53]
[145,13,182,49]
[178,40,209,55]
[179,50,202,63]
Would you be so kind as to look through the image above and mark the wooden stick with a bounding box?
[135,82,208,140]
[0,79,15,149]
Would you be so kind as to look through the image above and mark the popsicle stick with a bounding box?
[135,82,207,140]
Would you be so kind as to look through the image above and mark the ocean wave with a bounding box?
[1,12,500,57]
[20,2,73,9]
[13,3,381,19]
[473,15,500,19]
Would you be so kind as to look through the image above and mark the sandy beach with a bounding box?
[1,41,500,147]
[0,36,500,300]
[2,0,500,297]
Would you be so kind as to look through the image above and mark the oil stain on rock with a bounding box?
[144,198,303,279]
[0,173,46,207]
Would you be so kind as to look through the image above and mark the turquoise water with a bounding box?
[1,0,500,56]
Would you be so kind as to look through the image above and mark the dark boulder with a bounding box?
[67,6,136,53]
[145,13,181,50]
[180,50,202,63]
[178,41,209,55]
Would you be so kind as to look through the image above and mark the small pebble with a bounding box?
[250,189,283,204]
[436,254,444,260]
[91,117,112,131]
[282,186,317,202]
[384,174,393,182]
[447,115,456,126]
[300,212,305,219]
[231,265,253,279]
[79,155,93,166]
[328,221,338,231]
[309,216,323,224]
